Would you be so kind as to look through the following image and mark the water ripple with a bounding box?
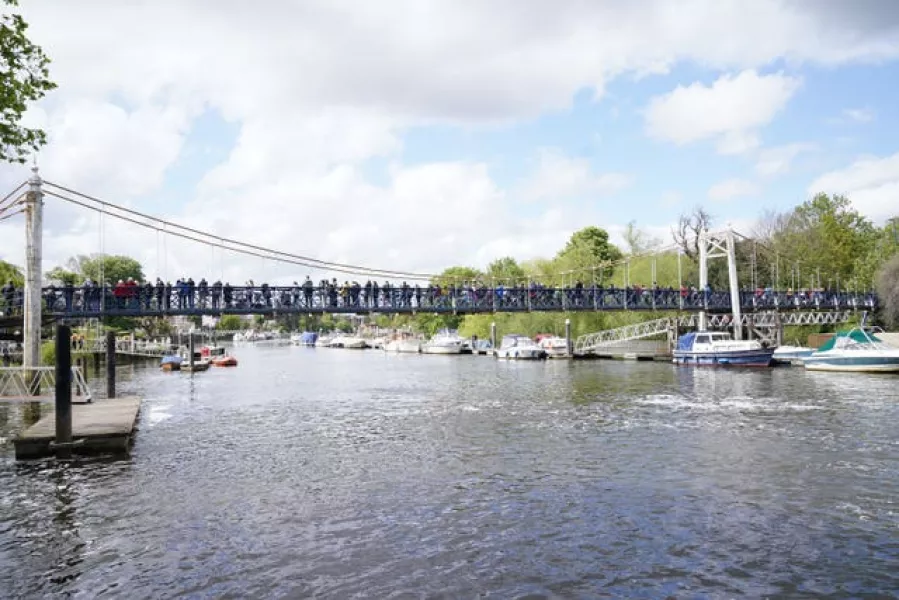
[1,348,898,597]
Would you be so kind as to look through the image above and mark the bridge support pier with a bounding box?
[23,168,43,381]
[565,318,572,357]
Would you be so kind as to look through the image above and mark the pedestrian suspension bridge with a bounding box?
[0,169,881,370]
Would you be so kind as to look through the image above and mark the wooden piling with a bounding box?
[54,324,73,459]
[106,330,116,398]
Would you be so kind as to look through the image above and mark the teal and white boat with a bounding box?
[802,328,899,373]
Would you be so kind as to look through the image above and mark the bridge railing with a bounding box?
[17,285,881,317]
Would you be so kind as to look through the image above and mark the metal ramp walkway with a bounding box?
[574,311,857,355]
[0,366,93,402]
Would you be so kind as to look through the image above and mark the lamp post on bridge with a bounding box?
[23,167,43,375]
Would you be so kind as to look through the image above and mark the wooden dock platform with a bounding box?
[13,397,141,459]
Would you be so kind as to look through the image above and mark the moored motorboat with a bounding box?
[291,331,318,346]
[472,339,493,355]
[537,335,569,358]
[328,335,367,349]
[494,334,547,360]
[422,329,465,355]
[772,344,815,366]
[802,328,899,373]
[202,345,239,367]
[673,331,774,367]
[384,336,422,353]
[182,360,210,372]
[160,355,182,371]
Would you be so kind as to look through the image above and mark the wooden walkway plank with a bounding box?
[13,397,141,459]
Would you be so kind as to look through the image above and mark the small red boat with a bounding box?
[211,355,238,367]
[201,345,239,367]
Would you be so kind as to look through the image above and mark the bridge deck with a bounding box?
[0,286,876,318]
[13,397,141,459]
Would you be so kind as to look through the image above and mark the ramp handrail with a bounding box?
[0,366,92,402]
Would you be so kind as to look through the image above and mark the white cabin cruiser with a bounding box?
[328,335,367,349]
[537,335,569,358]
[384,336,422,353]
[422,329,465,354]
[494,334,547,360]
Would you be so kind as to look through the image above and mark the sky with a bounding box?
[1,0,898,285]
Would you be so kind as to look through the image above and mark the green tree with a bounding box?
[431,266,481,287]
[876,254,899,328]
[0,0,56,163]
[47,254,145,285]
[554,226,622,282]
[413,313,461,337]
[775,194,876,289]
[45,266,80,286]
[485,256,526,284]
[216,315,245,330]
[0,259,23,286]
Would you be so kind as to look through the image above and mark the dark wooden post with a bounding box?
[188,334,195,370]
[55,325,73,459]
[106,330,116,398]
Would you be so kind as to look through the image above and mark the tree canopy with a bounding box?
[0,259,23,286]
[554,226,622,281]
[0,0,56,163]
[431,266,481,287]
[876,255,899,329]
[46,254,145,285]
[485,257,525,283]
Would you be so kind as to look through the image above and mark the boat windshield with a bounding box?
[818,328,885,351]
[501,335,531,347]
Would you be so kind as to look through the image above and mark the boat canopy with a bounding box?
[676,332,696,351]
[300,331,318,344]
[816,329,881,351]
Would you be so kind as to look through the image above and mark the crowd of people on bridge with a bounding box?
[0,277,879,316]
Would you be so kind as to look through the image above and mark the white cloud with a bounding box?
[843,107,876,123]
[708,178,759,202]
[3,0,899,278]
[645,70,801,154]
[755,143,817,177]
[519,150,632,203]
[808,153,899,223]
[38,101,192,198]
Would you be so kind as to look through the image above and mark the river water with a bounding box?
[1,345,898,598]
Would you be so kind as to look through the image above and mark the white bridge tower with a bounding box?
[23,167,44,371]
[698,228,742,339]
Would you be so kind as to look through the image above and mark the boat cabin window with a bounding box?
[695,335,709,344]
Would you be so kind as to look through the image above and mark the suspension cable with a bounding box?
[44,181,440,280]
[0,181,27,216]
